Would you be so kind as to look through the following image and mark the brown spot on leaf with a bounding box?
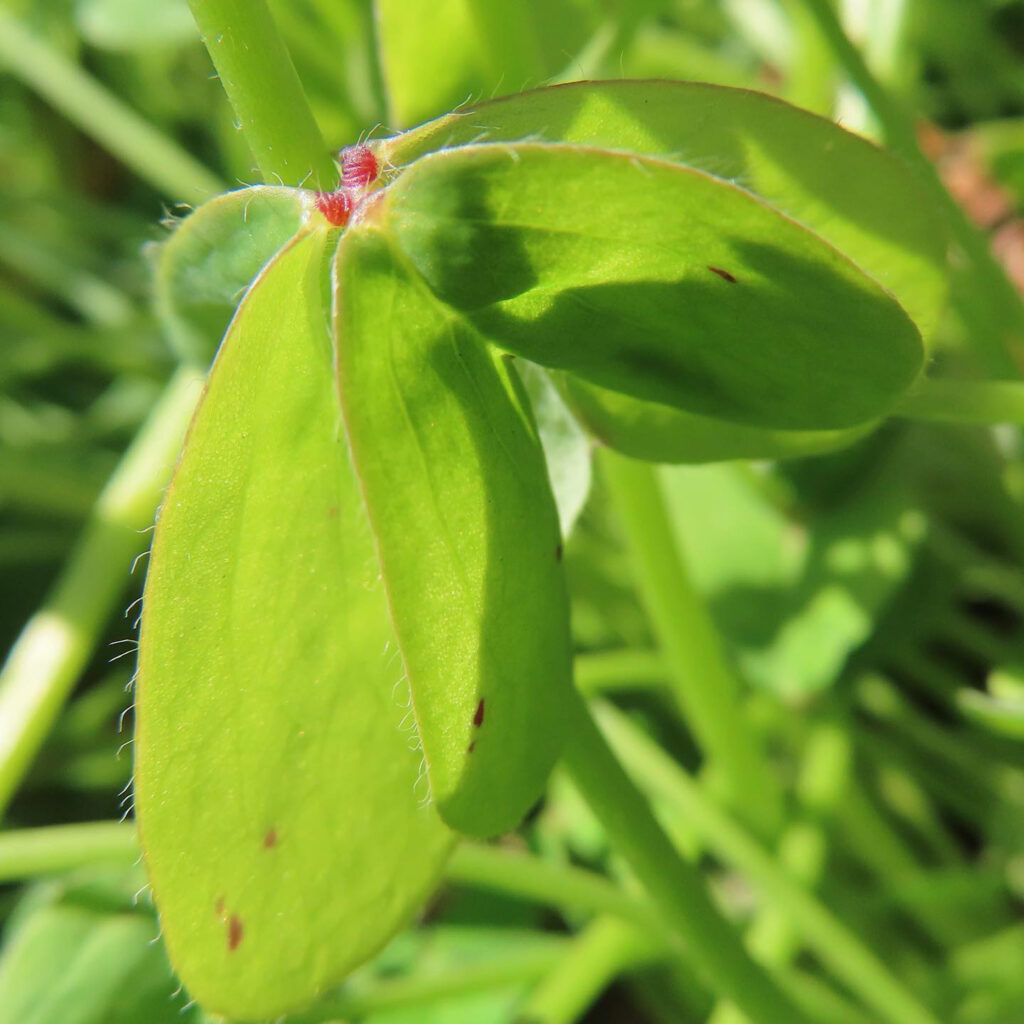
[473,699,485,727]
[263,828,278,849]
[707,266,737,284]
[555,543,563,562]
[227,914,243,951]
[214,897,225,918]
[468,741,476,754]
[326,506,339,519]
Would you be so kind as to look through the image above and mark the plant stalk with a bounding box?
[600,452,784,838]
[187,0,336,189]
[561,691,810,1024]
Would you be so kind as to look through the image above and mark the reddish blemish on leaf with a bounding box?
[263,828,278,849]
[707,265,737,283]
[214,897,225,918]
[473,699,485,727]
[468,741,476,754]
[341,144,379,189]
[315,189,354,227]
[227,914,244,951]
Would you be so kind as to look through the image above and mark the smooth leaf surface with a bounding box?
[381,80,947,343]
[383,143,925,432]
[153,185,308,364]
[136,230,453,1018]
[335,226,572,837]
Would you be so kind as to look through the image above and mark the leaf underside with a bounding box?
[136,230,453,1019]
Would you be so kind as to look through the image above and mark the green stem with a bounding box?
[574,648,667,695]
[187,0,336,189]
[0,9,222,201]
[897,379,1024,425]
[562,692,809,1024]
[710,722,851,1024]
[516,917,661,1024]
[600,453,784,838]
[799,0,1024,375]
[0,821,138,881]
[596,701,943,1024]
[448,844,667,937]
[0,367,204,818]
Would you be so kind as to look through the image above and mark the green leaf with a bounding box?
[381,80,947,343]
[335,226,573,837]
[383,143,925,432]
[153,185,308,365]
[136,229,453,1018]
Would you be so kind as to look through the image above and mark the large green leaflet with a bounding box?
[334,225,572,837]
[379,80,947,461]
[135,230,452,1018]
[383,143,925,432]
[381,80,946,339]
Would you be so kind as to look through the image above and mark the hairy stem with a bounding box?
[187,0,336,188]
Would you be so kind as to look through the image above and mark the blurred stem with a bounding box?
[709,722,851,1024]
[0,367,203,818]
[0,9,222,201]
[574,648,667,695]
[448,844,667,935]
[517,916,662,1024]
[600,452,784,838]
[561,692,810,1024]
[187,0,336,189]
[0,821,137,880]
[596,701,943,1024]
[798,0,1024,375]
[897,379,1024,425]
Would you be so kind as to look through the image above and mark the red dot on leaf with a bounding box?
[263,828,278,849]
[707,265,737,283]
[341,144,379,188]
[473,699,485,727]
[227,914,244,951]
